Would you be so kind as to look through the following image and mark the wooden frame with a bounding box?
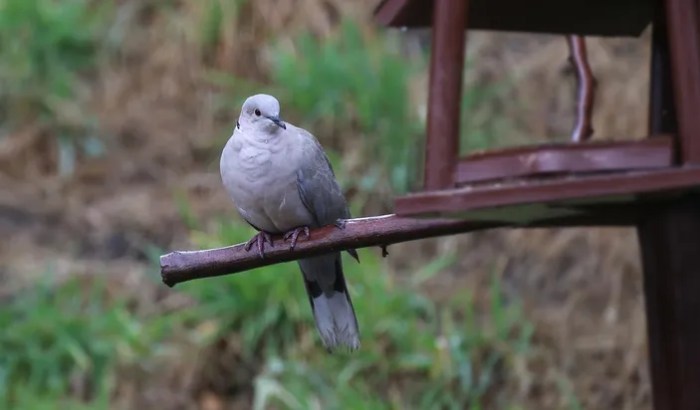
[377,0,700,224]
[374,1,700,409]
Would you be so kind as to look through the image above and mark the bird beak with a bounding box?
[265,115,286,129]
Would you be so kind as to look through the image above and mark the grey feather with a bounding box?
[295,130,359,261]
[295,130,349,226]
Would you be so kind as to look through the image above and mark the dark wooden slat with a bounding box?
[395,167,700,217]
[423,0,468,190]
[454,137,674,184]
[665,0,700,164]
[638,197,700,410]
[375,0,652,37]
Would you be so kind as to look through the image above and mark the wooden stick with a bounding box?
[567,35,596,142]
[160,214,498,287]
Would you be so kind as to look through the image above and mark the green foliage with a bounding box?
[270,20,422,192]
[0,275,160,408]
[0,0,110,174]
[197,0,246,55]
[460,75,515,154]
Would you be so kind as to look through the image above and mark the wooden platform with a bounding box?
[395,166,700,223]
[454,137,673,184]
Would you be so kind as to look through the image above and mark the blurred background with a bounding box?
[0,0,652,409]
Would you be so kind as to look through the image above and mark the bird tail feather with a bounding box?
[298,254,360,351]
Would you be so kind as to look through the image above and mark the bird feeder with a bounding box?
[375,0,700,408]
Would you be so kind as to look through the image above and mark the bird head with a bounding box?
[238,94,286,134]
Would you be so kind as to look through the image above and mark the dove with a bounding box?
[219,94,360,351]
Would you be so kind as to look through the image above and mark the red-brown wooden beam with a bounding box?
[665,0,700,164]
[454,137,673,184]
[396,167,700,217]
[423,0,468,190]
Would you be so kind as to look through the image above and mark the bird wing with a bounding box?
[294,127,359,262]
[294,128,351,227]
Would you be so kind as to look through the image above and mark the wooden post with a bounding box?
[638,6,700,409]
[424,0,468,190]
[664,0,700,164]
[638,198,700,410]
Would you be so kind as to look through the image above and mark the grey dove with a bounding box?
[219,94,360,351]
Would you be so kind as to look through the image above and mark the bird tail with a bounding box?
[298,253,360,352]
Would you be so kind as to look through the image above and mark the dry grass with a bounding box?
[0,0,654,408]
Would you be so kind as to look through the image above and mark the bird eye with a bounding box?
[254,109,261,116]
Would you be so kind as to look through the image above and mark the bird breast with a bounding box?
[220,131,313,232]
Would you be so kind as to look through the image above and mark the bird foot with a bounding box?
[380,244,389,258]
[244,231,274,259]
[283,226,310,250]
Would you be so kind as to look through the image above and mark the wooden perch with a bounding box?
[160,214,498,287]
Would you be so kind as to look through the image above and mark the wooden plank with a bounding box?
[375,0,652,37]
[638,197,700,410]
[395,167,700,216]
[423,0,468,190]
[665,0,700,164]
[455,137,674,184]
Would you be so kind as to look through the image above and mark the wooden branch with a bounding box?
[567,35,596,142]
[160,215,498,287]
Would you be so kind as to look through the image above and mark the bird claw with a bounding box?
[283,226,310,250]
[380,244,389,258]
[244,231,273,259]
[334,219,347,229]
